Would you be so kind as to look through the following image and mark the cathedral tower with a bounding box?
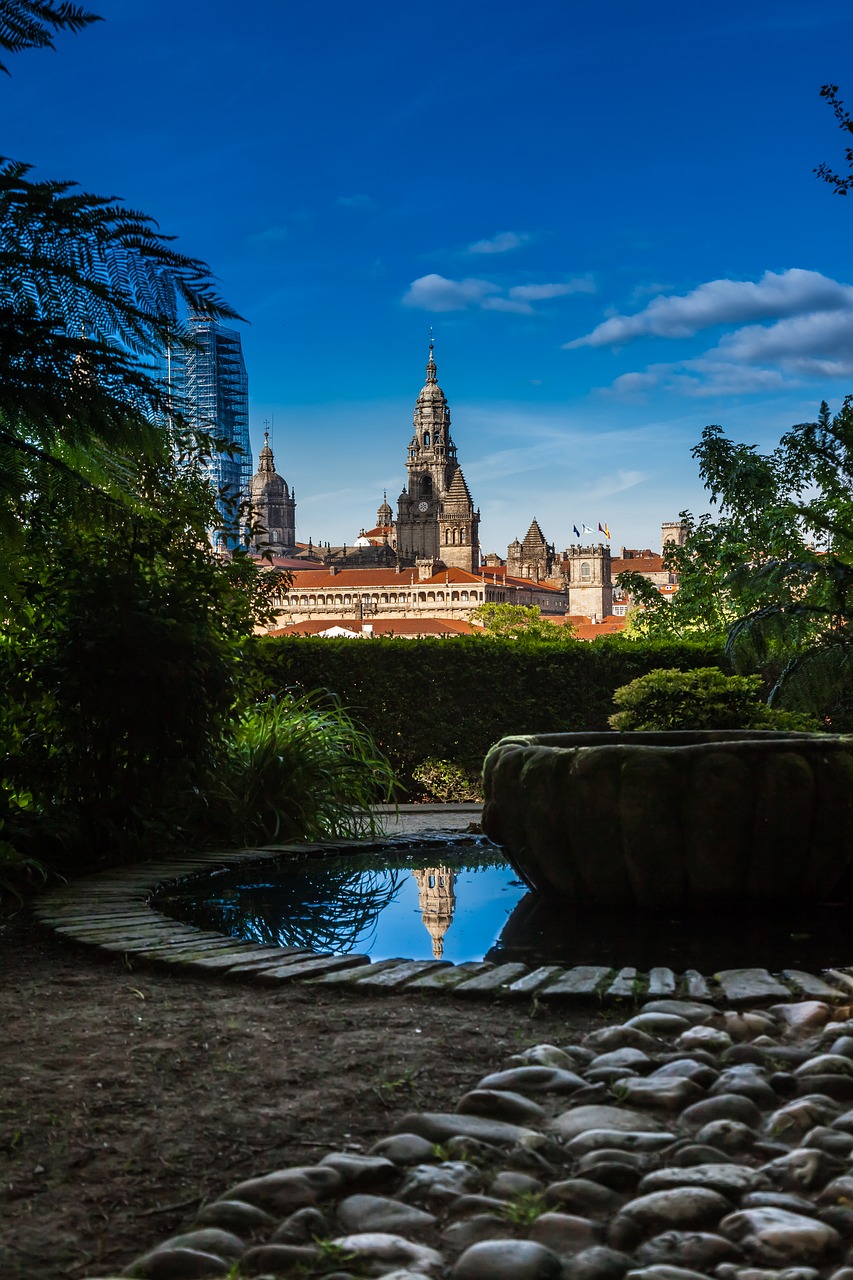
[250,431,296,551]
[395,341,480,572]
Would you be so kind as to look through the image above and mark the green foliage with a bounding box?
[815,84,853,197]
[246,634,726,793]
[195,694,397,846]
[609,667,821,732]
[0,2,99,73]
[500,1191,549,1225]
[0,432,291,870]
[471,602,575,641]
[411,758,483,802]
[0,5,300,878]
[620,403,853,726]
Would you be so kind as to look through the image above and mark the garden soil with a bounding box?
[0,908,612,1280]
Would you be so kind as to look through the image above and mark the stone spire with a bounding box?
[410,339,456,464]
[413,867,457,960]
[256,429,276,474]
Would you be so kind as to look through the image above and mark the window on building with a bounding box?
[581,562,591,579]
[424,432,430,447]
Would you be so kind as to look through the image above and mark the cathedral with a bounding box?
[250,341,480,575]
[394,341,480,573]
[247,343,680,629]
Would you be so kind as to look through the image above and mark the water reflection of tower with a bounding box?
[413,867,457,959]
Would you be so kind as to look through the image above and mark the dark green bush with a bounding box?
[609,666,822,731]
[246,634,727,792]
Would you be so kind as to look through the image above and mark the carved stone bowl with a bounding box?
[481,730,853,910]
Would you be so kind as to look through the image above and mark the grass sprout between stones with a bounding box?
[500,1190,548,1225]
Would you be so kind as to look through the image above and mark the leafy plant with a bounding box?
[411,757,483,803]
[196,693,397,846]
[609,667,821,732]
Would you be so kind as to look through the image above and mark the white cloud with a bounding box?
[578,268,853,399]
[712,309,853,373]
[402,274,501,312]
[468,231,532,254]
[403,273,592,315]
[510,279,595,301]
[567,269,853,349]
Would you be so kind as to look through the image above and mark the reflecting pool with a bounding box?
[156,843,526,964]
[154,840,853,972]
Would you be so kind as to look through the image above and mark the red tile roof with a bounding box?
[282,564,565,591]
[565,614,627,641]
[268,617,477,638]
[611,555,665,575]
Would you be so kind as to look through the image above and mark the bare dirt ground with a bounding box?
[0,907,612,1280]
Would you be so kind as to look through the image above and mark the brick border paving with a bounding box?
[32,823,853,1007]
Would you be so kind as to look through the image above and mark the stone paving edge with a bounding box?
[31,837,853,1007]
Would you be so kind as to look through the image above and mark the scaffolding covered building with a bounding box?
[179,319,251,549]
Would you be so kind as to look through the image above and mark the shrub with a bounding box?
[411,758,483,803]
[246,633,728,792]
[195,693,397,845]
[609,667,822,732]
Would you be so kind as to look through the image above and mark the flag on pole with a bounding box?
[572,524,580,538]
[599,522,611,540]
[582,523,595,536]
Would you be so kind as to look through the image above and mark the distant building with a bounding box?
[395,341,480,572]
[180,319,251,549]
[248,340,682,633]
[267,562,566,632]
[250,431,296,552]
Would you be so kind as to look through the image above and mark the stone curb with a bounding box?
[33,838,853,1007]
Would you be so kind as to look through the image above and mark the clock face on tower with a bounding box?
[418,500,429,512]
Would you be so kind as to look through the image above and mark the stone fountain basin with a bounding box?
[481,730,853,910]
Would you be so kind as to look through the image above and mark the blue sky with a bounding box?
[6,0,853,554]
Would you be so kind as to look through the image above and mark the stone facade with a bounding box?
[271,564,566,628]
[250,431,296,552]
[395,343,480,572]
[563,543,613,620]
[506,518,556,582]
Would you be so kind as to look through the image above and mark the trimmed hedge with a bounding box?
[246,634,727,795]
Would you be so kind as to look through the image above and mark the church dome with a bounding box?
[251,432,288,499]
[377,492,393,526]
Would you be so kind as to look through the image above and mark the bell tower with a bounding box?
[396,340,479,571]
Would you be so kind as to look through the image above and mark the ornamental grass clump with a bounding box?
[200,692,397,845]
[609,666,821,732]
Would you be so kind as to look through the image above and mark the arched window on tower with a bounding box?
[460,530,465,544]
[581,562,591,579]
[421,476,432,500]
[424,432,430,447]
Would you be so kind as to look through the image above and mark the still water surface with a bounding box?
[155,841,853,972]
